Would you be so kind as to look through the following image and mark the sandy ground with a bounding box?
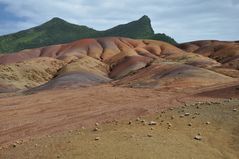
[0,80,238,158]
[0,98,238,159]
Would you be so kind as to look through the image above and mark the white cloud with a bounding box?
[0,0,238,42]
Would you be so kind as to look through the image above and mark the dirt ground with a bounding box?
[0,80,238,158]
[0,98,238,159]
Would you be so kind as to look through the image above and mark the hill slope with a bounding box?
[0,37,237,93]
[0,16,176,53]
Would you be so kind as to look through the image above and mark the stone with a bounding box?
[128,121,132,125]
[167,122,172,127]
[95,137,100,141]
[148,121,157,125]
[81,126,86,130]
[141,119,146,123]
[206,121,210,125]
[93,127,99,131]
[171,116,175,120]
[95,122,99,126]
[16,140,22,144]
[194,135,202,140]
[185,113,190,116]
[233,108,237,112]
[179,115,184,118]
[147,134,153,137]
[195,112,200,115]
[188,123,192,126]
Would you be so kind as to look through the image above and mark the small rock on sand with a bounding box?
[188,123,192,126]
[179,115,184,118]
[95,137,100,141]
[147,134,153,137]
[233,108,237,112]
[185,113,190,116]
[148,121,157,125]
[95,123,99,126]
[206,121,210,125]
[93,127,99,131]
[194,135,202,141]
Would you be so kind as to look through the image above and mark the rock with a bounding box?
[68,130,73,133]
[206,121,210,125]
[194,135,202,140]
[128,121,132,125]
[81,126,86,130]
[179,115,184,118]
[147,134,153,137]
[167,122,172,127]
[185,113,190,116]
[95,122,99,126]
[171,116,175,120]
[136,117,141,121]
[95,137,100,141]
[150,127,154,130]
[233,108,237,112]
[93,127,99,131]
[12,143,17,148]
[16,140,23,144]
[194,112,200,115]
[148,121,157,125]
[130,134,135,138]
[141,119,146,123]
[188,123,192,126]
[169,108,174,110]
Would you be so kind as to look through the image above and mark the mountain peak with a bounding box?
[40,17,68,28]
[139,15,151,21]
[50,17,65,22]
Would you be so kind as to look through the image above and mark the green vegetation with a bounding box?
[0,15,177,53]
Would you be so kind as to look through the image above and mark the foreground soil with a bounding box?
[0,98,238,159]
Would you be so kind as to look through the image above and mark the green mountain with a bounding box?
[0,15,177,53]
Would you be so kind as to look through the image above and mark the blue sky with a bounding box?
[0,0,238,42]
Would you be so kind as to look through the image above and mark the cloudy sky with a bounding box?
[0,0,238,42]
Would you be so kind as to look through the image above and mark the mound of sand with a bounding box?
[113,61,235,89]
[0,57,64,92]
[178,40,239,70]
[0,37,237,92]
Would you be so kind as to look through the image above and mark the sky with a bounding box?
[0,0,238,42]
